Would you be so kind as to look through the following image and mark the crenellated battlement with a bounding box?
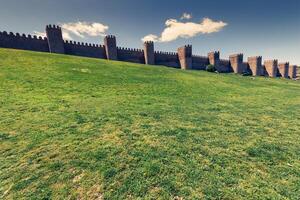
[105,35,116,39]
[208,51,220,69]
[0,30,49,52]
[279,62,289,65]
[193,55,208,59]
[0,24,297,80]
[144,41,153,44]
[178,45,192,54]
[192,55,209,70]
[64,40,103,48]
[264,59,278,64]
[289,65,298,79]
[264,60,278,77]
[278,62,290,78]
[63,39,106,59]
[208,51,220,57]
[46,24,62,30]
[178,45,192,69]
[154,51,177,56]
[229,53,245,73]
[248,56,262,61]
[229,53,243,58]
[46,24,64,53]
[104,35,117,60]
[117,46,143,53]
[248,56,263,76]
[0,31,47,41]
[143,41,155,65]
[184,44,192,48]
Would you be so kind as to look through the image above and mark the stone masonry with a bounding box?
[0,24,298,79]
[230,54,245,74]
[278,62,289,78]
[46,25,65,54]
[264,60,278,78]
[104,35,117,60]
[289,65,297,79]
[178,45,192,70]
[248,56,263,76]
[143,41,154,65]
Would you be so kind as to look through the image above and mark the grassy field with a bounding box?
[0,48,299,200]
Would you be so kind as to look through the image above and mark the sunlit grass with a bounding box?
[0,48,299,199]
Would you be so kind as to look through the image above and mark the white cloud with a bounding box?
[142,34,159,42]
[33,31,46,38]
[181,13,192,20]
[33,30,73,40]
[60,21,109,38]
[33,21,109,41]
[62,32,73,40]
[141,17,227,43]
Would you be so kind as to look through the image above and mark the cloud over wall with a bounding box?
[61,21,109,38]
[34,21,109,41]
[142,17,227,43]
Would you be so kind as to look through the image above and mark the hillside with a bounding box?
[0,48,299,199]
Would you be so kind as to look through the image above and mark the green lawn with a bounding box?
[0,48,299,200]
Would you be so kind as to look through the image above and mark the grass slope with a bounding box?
[0,48,299,200]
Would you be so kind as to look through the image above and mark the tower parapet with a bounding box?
[289,65,297,79]
[248,56,263,76]
[143,41,155,65]
[45,24,65,54]
[278,62,289,78]
[178,45,192,70]
[104,35,117,60]
[264,60,278,77]
[229,53,245,74]
[208,51,220,67]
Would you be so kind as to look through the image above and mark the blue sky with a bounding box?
[0,0,299,64]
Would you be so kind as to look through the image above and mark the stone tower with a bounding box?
[264,60,278,77]
[229,54,244,73]
[178,45,192,70]
[289,65,297,79]
[143,41,155,65]
[278,62,289,78]
[104,35,118,60]
[248,56,263,76]
[45,25,65,54]
[208,51,220,67]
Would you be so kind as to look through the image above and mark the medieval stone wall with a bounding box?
[218,59,232,73]
[0,31,49,52]
[192,55,209,70]
[154,51,180,68]
[117,47,145,64]
[64,41,106,59]
[0,24,298,79]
